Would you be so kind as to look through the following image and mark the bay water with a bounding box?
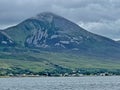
[0,76,120,90]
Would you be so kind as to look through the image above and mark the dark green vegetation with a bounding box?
[0,12,120,76]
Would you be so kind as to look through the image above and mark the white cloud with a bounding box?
[79,19,120,40]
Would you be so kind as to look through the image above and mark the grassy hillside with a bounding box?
[0,48,120,76]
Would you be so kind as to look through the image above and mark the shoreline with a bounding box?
[0,75,119,78]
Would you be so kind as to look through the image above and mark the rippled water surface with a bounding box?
[0,76,120,90]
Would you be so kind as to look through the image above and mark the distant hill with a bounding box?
[0,12,120,76]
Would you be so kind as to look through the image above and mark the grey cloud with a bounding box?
[0,0,120,40]
[79,20,120,40]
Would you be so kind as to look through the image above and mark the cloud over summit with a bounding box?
[0,0,120,40]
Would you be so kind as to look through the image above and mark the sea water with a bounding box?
[0,76,120,90]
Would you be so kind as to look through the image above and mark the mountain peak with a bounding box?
[31,12,59,23]
[37,12,57,16]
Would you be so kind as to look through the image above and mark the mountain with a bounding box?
[0,31,15,46]
[0,12,120,76]
[3,12,120,56]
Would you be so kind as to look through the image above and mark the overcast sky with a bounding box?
[0,0,120,40]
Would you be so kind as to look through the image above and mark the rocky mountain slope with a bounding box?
[1,12,119,57]
[0,31,14,46]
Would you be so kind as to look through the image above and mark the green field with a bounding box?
[0,48,120,76]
